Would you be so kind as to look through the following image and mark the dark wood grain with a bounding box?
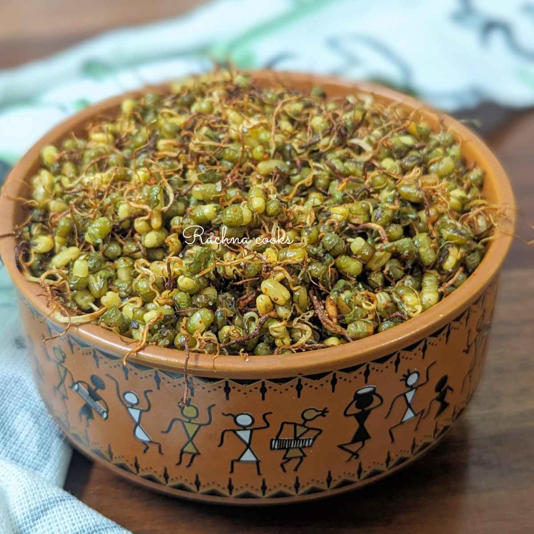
[0,0,206,69]
[2,2,533,532]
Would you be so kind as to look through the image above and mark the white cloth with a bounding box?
[0,301,128,533]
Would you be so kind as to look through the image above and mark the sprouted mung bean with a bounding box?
[15,70,497,358]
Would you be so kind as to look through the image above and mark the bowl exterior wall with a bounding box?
[19,277,498,504]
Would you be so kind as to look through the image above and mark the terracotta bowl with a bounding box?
[0,71,515,504]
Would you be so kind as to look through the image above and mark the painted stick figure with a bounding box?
[338,386,383,461]
[47,346,74,400]
[162,403,215,467]
[73,375,109,423]
[386,361,436,443]
[271,408,328,472]
[43,344,75,428]
[462,320,490,394]
[218,412,271,475]
[71,374,109,443]
[106,374,163,454]
[421,375,453,423]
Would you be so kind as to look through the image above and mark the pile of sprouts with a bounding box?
[15,69,497,358]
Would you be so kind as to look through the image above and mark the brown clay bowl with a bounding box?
[0,71,515,504]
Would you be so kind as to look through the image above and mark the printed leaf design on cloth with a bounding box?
[453,0,534,60]
[326,33,414,94]
[211,0,334,66]
[73,99,91,111]
[81,60,115,80]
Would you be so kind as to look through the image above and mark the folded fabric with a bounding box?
[0,312,129,533]
[0,461,125,534]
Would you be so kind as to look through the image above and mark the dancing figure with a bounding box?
[218,412,271,475]
[107,374,163,454]
[162,403,215,467]
[73,375,109,423]
[338,386,383,461]
[386,362,436,442]
[422,375,453,420]
[271,407,328,472]
[48,346,74,400]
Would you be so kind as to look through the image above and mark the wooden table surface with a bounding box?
[2,2,533,533]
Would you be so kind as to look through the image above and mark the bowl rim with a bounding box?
[0,70,516,379]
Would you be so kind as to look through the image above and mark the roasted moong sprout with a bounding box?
[16,70,496,357]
